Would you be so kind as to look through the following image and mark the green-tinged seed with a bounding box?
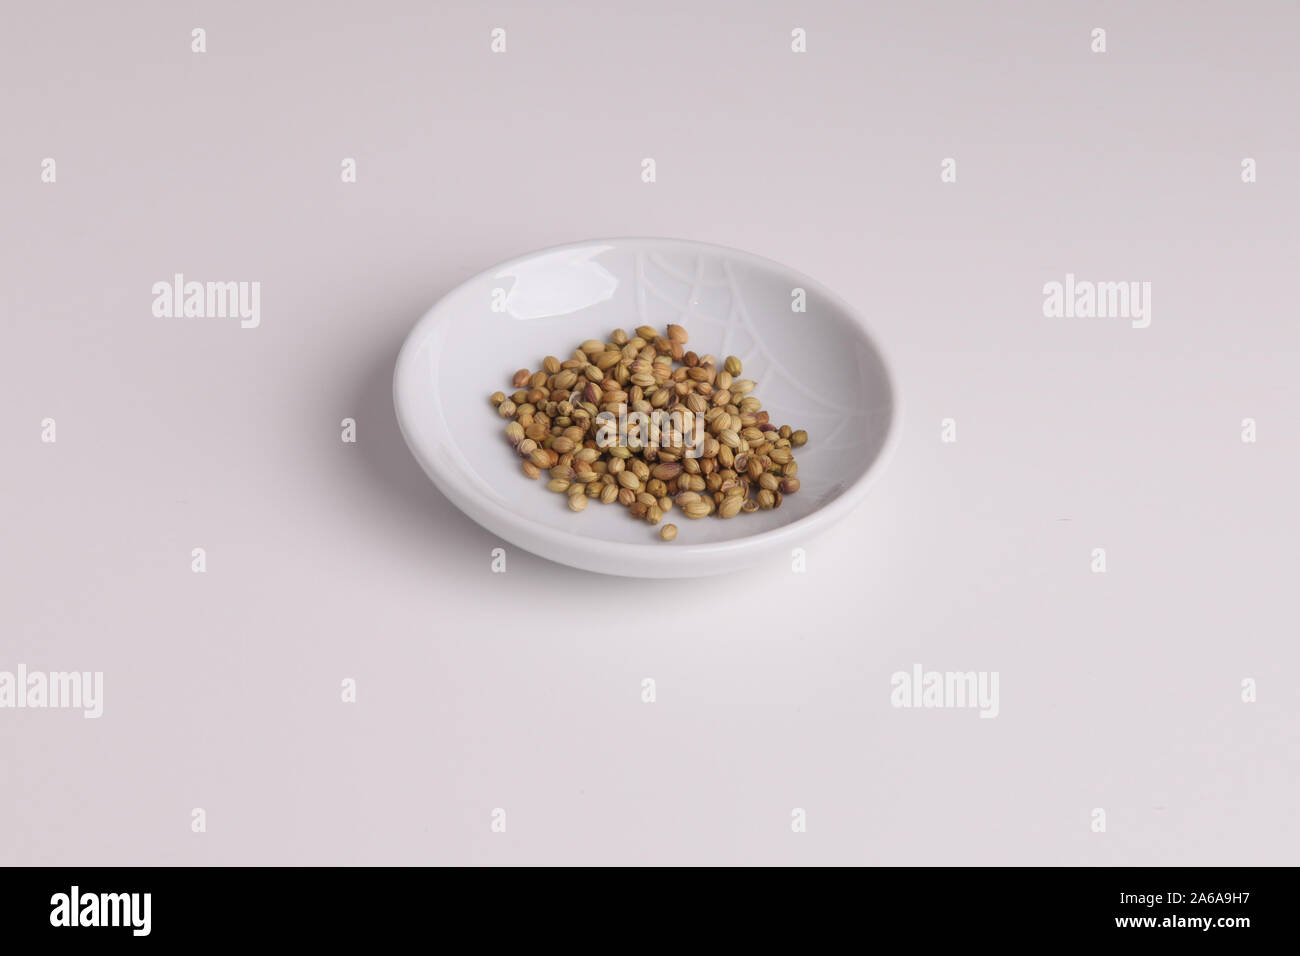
[501,325,808,527]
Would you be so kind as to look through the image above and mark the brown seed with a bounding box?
[499,327,808,528]
[568,494,587,512]
[660,523,678,541]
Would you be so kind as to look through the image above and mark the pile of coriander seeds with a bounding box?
[490,324,806,541]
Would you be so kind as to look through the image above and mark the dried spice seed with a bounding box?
[493,324,807,526]
[660,523,678,541]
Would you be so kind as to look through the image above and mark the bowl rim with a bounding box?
[393,236,900,571]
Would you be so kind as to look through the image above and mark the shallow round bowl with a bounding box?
[393,237,896,578]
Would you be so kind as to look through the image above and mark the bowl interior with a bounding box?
[397,240,893,550]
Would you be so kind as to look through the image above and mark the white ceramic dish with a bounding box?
[393,238,897,577]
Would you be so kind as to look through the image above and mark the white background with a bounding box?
[2,1,1297,864]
